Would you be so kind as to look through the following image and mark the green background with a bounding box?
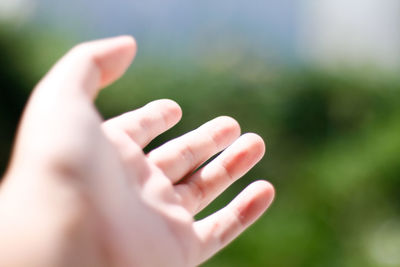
[1,25,400,267]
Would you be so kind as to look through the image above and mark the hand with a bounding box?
[0,36,274,267]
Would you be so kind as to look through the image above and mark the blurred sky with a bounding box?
[2,0,400,68]
[300,0,400,69]
[24,0,300,62]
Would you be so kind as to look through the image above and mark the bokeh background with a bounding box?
[1,1,400,266]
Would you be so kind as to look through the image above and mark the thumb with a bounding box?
[37,35,137,100]
[6,36,136,176]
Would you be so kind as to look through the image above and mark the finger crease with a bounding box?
[219,161,234,182]
[208,129,220,151]
[233,205,246,227]
[159,107,170,129]
[180,144,196,171]
[187,180,205,212]
[138,116,153,134]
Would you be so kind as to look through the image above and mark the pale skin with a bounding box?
[0,36,275,267]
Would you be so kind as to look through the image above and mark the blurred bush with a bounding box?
[1,29,400,267]
[0,29,33,175]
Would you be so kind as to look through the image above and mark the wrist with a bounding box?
[0,176,106,267]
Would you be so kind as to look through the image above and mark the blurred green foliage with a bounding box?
[1,29,400,267]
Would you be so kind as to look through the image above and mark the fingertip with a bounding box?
[71,35,137,64]
[192,179,274,265]
[113,35,137,59]
[98,36,137,87]
[216,133,265,181]
[215,116,241,137]
[250,180,275,208]
[235,180,275,227]
[117,35,137,47]
[152,99,183,127]
[105,35,137,50]
[242,133,266,157]
[160,99,182,117]
[206,116,241,151]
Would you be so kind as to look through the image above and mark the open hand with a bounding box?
[0,36,274,267]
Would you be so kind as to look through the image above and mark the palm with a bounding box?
[98,99,267,266]
[3,36,274,267]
